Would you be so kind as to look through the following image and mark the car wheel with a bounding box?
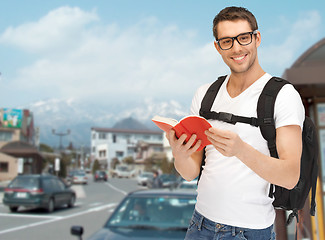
[47,198,55,213]
[9,206,18,212]
[68,195,75,208]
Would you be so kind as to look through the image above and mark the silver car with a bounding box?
[72,172,88,185]
[137,172,154,186]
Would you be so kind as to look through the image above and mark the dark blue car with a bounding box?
[71,188,197,240]
[3,174,76,213]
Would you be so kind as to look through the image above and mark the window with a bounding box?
[55,179,66,190]
[42,179,53,190]
[99,150,106,157]
[116,151,124,157]
[92,146,96,153]
[99,133,107,139]
[0,131,13,141]
[113,134,117,143]
[0,162,8,172]
[92,133,96,139]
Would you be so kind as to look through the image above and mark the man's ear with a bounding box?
[214,41,222,54]
[255,31,261,48]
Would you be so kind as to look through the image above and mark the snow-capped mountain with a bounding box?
[24,98,189,148]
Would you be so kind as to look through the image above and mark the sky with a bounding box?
[0,0,324,110]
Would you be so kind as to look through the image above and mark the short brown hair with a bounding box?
[213,6,258,40]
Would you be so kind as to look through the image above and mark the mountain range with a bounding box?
[25,98,189,148]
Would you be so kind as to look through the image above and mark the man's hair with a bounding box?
[213,6,258,40]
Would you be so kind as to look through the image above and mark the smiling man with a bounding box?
[166,6,305,240]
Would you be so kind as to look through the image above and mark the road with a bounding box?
[0,176,144,240]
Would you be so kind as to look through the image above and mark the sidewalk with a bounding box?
[0,180,10,204]
[0,180,10,190]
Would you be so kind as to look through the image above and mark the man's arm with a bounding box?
[205,125,302,189]
[166,130,204,181]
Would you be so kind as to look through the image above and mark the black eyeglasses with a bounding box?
[216,30,258,50]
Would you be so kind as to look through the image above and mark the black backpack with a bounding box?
[199,75,318,224]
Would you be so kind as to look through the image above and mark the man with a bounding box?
[166,6,304,240]
[151,170,162,188]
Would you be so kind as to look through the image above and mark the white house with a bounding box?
[91,127,163,169]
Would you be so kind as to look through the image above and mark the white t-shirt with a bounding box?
[190,73,305,229]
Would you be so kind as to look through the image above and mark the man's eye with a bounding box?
[239,35,250,42]
[221,39,232,45]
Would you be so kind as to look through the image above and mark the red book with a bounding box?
[152,115,212,151]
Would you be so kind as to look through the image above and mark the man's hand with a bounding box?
[166,129,203,181]
[205,127,244,157]
[166,130,202,160]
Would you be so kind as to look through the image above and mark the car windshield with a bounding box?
[140,173,153,178]
[75,172,86,176]
[105,194,196,229]
[8,176,40,190]
[117,166,129,171]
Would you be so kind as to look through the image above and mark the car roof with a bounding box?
[127,188,197,198]
[14,174,58,179]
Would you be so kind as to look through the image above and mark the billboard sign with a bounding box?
[2,108,23,128]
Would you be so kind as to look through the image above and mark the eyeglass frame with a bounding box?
[216,30,258,50]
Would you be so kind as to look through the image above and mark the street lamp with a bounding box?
[52,129,71,150]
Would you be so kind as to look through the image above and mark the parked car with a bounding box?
[158,174,180,188]
[71,188,197,240]
[178,180,198,190]
[93,170,108,182]
[3,174,76,213]
[72,171,88,185]
[137,172,154,186]
[114,165,135,178]
[66,169,80,184]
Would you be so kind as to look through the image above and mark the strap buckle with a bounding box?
[219,112,235,124]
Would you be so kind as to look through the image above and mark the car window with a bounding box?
[55,179,66,190]
[48,178,65,191]
[42,178,54,190]
[9,177,40,190]
[75,173,86,177]
[106,195,196,229]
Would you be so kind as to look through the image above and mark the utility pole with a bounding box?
[52,129,71,150]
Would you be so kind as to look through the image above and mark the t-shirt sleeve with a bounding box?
[274,84,305,129]
[190,83,211,116]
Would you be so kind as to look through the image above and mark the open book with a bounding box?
[152,115,212,151]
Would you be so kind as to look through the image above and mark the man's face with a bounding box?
[214,20,261,74]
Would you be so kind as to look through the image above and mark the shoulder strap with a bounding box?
[257,77,290,157]
[257,76,289,198]
[197,75,226,184]
[199,75,227,116]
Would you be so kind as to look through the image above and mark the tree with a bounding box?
[123,156,134,165]
[111,158,119,169]
[92,159,100,174]
[39,143,54,153]
[160,157,174,174]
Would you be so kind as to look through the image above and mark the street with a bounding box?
[0,176,144,240]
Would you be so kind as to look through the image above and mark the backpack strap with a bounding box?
[199,75,227,116]
[257,77,289,198]
[197,75,227,184]
[307,115,319,216]
[310,160,318,216]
